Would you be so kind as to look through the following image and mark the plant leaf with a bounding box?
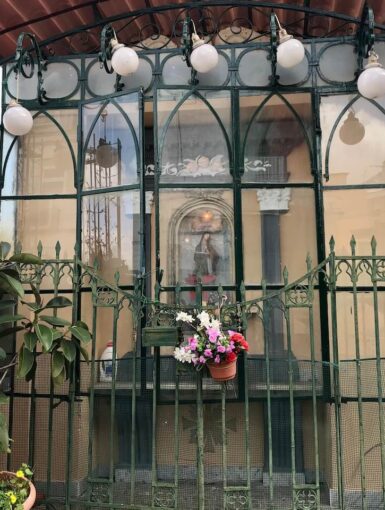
[0,273,24,298]
[0,242,11,260]
[18,346,34,378]
[35,324,54,352]
[61,340,76,362]
[70,325,92,344]
[53,366,66,387]
[0,314,26,326]
[79,344,89,363]
[0,347,6,360]
[52,330,64,341]
[45,296,72,309]
[24,331,38,352]
[74,320,89,331]
[52,351,65,378]
[0,412,10,454]
[9,253,43,265]
[0,392,8,404]
[40,315,71,327]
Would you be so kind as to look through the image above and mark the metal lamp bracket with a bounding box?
[98,23,124,92]
[356,3,375,73]
[269,12,279,86]
[13,32,47,104]
[181,16,199,85]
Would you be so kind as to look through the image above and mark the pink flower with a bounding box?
[217,344,226,353]
[204,348,213,358]
[214,355,221,364]
[207,327,220,343]
[199,356,207,364]
[188,337,198,350]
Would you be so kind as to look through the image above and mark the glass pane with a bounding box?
[324,189,385,254]
[241,93,312,183]
[0,199,76,257]
[83,93,140,190]
[159,189,234,287]
[157,90,231,183]
[321,95,385,185]
[82,190,140,284]
[3,110,77,195]
[242,188,317,284]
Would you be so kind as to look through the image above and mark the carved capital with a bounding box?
[256,188,291,212]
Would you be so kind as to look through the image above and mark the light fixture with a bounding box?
[94,110,119,168]
[182,17,219,75]
[2,33,47,137]
[99,24,139,77]
[274,14,305,69]
[3,99,33,137]
[357,50,385,99]
[339,110,365,145]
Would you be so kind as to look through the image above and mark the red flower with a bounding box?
[226,351,237,363]
[230,332,245,343]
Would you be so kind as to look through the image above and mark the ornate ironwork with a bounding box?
[153,486,176,508]
[224,489,250,509]
[294,487,318,510]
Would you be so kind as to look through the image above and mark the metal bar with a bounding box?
[222,383,227,508]
[350,238,367,510]
[371,239,385,509]
[87,300,98,494]
[196,372,205,510]
[108,303,119,505]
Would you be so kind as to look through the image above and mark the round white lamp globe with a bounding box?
[357,52,385,99]
[3,100,33,136]
[277,31,305,69]
[190,35,219,73]
[111,41,139,76]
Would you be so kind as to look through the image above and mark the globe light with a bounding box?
[3,100,33,136]
[339,111,365,145]
[357,50,385,100]
[110,39,139,76]
[189,34,219,73]
[277,29,305,69]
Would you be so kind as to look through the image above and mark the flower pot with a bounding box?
[0,471,36,510]
[207,359,237,382]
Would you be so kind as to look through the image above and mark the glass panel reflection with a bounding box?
[82,191,140,284]
[83,93,139,189]
[158,90,231,183]
[241,93,312,183]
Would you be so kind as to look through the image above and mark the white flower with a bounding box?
[210,318,221,330]
[197,311,211,327]
[174,347,195,364]
[176,312,194,323]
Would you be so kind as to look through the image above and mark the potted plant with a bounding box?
[0,241,91,503]
[173,310,249,382]
[0,464,35,509]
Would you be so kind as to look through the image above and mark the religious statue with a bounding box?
[193,232,219,282]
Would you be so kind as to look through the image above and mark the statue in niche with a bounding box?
[193,232,219,281]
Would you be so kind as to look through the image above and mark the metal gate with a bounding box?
[2,238,385,509]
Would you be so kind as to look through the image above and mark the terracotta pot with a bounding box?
[0,471,36,510]
[207,358,237,382]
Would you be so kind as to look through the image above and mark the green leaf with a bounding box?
[25,360,37,382]
[61,340,76,362]
[0,242,11,260]
[24,331,38,351]
[21,301,43,312]
[52,330,64,341]
[0,392,8,404]
[0,347,6,360]
[79,344,89,363]
[74,320,89,331]
[0,272,24,298]
[45,296,72,309]
[70,325,92,344]
[0,314,26,325]
[52,351,65,378]
[18,346,34,378]
[53,366,66,387]
[9,253,43,265]
[40,315,71,327]
[35,323,54,351]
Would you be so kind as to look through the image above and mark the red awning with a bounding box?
[1,0,385,62]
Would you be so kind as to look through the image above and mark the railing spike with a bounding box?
[371,236,377,254]
[283,266,289,284]
[306,252,312,270]
[350,235,356,255]
[37,240,43,257]
[329,236,335,252]
[55,241,61,259]
[114,271,120,284]
[15,241,22,255]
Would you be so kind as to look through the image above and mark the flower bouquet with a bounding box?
[173,311,249,382]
